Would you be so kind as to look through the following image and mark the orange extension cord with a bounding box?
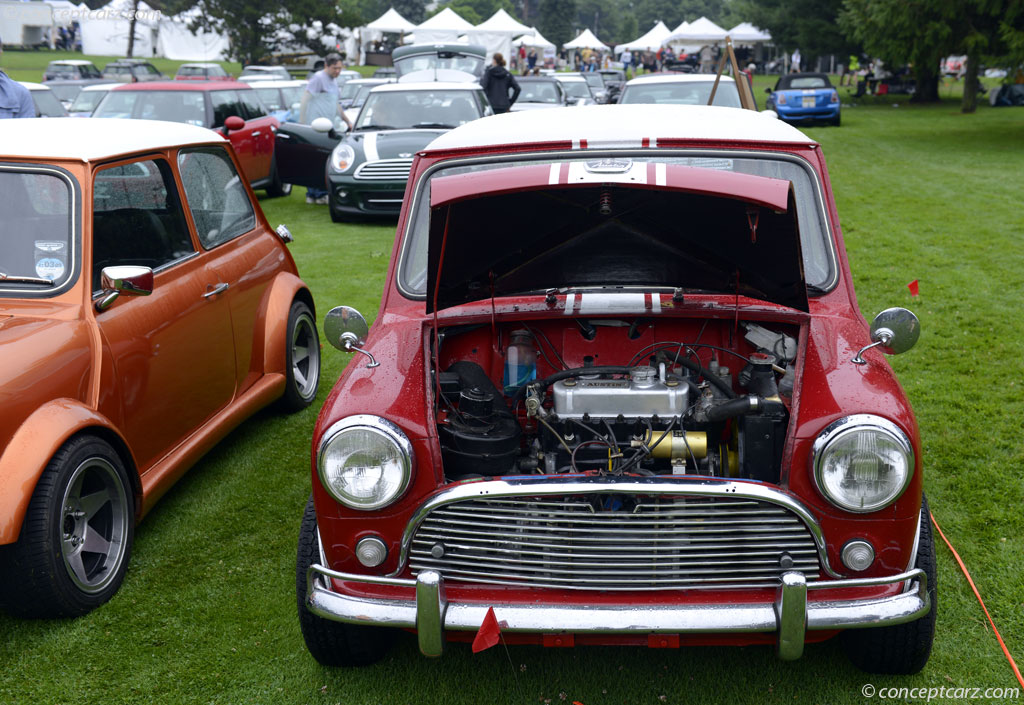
[930,512,1024,688]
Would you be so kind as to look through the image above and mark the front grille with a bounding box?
[408,495,822,590]
[354,158,413,180]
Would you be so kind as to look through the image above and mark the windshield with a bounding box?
[340,81,370,101]
[399,153,835,297]
[0,170,75,294]
[582,73,604,88]
[94,90,207,126]
[48,84,81,102]
[518,81,562,103]
[356,90,482,130]
[394,53,485,79]
[70,89,107,113]
[620,81,741,108]
[32,90,68,117]
[253,86,302,111]
[560,81,591,99]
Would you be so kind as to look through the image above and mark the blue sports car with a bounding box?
[765,72,841,126]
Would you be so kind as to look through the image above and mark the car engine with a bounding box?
[434,317,798,484]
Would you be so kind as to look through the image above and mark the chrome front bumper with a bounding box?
[305,565,930,661]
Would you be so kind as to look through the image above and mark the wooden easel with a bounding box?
[707,36,758,111]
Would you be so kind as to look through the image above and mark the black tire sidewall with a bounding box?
[281,300,320,411]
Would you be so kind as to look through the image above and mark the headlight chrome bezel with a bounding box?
[330,143,357,173]
[812,414,914,514]
[317,415,413,510]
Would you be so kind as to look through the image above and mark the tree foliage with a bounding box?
[737,0,858,64]
[430,0,516,26]
[538,0,577,48]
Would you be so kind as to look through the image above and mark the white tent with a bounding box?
[473,8,531,35]
[514,26,555,50]
[664,16,727,44]
[46,1,83,27]
[157,6,229,61]
[79,0,158,56]
[614,21,670,54]
[469,9,533,65]
[668,20,690,35]
[412,7,474,44]
[563,28,609,51]
[365,7,416,33]
[727,22,771,43]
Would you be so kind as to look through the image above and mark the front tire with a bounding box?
[0,436,134,617]
[280,300,320,412]
[296,496,396,666]
[839,495,937,674]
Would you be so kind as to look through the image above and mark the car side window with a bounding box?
[237,90,266,119]
[91,159,195,292]
[210,91,244,127]
[177,147,257,249]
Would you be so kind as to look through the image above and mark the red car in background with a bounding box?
[297,105,933,674]
[92,81,291,197]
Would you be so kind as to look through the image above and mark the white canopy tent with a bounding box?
[411,8,474,44]
[727,22,771,44]
[563,28,609,51]
[157,6,229,61]
[364,7,416,33]
[514,27,555,50]
[79,0,158,57]
[469,9,533,65]
[614,20,670,54]
[664,16,727,44]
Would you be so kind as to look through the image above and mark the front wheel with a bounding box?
[839,495,937,674]
[0,436,135,617]
[296,496,396,666]
[280,300,320,412]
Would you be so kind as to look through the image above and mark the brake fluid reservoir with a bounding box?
[503,329,536,394]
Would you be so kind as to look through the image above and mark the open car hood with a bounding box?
[425,159,808,313]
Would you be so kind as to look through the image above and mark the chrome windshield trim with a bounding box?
[389,476,842,579]
[395,147,839,300]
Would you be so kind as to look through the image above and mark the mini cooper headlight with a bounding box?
[330,144,356,173]
[317,415,413,510]
[812,415,913,513]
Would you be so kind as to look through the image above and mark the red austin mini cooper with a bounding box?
[297,105,933,674]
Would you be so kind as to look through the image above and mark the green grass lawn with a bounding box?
[2,53,1024,704]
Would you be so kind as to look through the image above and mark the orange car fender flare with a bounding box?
[0,399,139,545]
[260,272,315,376]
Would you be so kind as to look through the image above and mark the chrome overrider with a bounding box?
[305,477,931,661]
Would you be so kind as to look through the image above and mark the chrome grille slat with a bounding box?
[354,158,413,180]
[408,494,823,590]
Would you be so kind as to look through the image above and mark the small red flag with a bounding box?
[472,606,501,653]
[908,279,919,297]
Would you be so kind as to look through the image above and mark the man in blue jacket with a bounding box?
[0,38,36,118]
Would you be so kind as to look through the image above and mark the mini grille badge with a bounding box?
[399,152,412,158]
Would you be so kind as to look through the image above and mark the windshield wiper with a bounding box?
[0,272,54,286]
[356,124,398,131]
[414,122,456,129]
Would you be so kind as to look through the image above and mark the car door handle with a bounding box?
[203,283,229,299]
[252,130,261,136]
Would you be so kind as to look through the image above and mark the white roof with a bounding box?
[554,75,587,83]
[474,8,532,35]
[370,81,480,93]
[665,16,727,44]
[564,28,609,51]
[416,8,475,32]
[365,7,417,33]
[49,60,96,66]
[0,118,225,160]
[514,26,555,50]
[80,83,117,92]
[245,79,307,88]
[626,73,735,85]
[727,22,771,43]
[615,21,671,53]
[426,105,813,152]
[19,82,49,90]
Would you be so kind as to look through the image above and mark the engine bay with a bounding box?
[433,315,801,484]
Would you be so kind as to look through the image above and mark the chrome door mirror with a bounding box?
[96,265,154,312]
[324,305,378,367]
[853,308,920,364]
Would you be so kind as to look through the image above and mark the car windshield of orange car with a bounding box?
[93,90,207,126]
[0,169,77,294]
[355,90,482,130]
[399,153,837,299]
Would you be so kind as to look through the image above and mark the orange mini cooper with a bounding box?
[0,118,320,617]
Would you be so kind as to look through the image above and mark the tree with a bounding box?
[840,0,958,102]
[430,0,517,26]
[738,0,858,68]
[538,0,577,49]
[391,0,428,24]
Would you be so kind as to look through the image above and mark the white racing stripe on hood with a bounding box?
[363,132,380,161]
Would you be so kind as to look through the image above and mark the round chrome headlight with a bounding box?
[330,144,356,172]
[812,415,914,513]
[317,415,413,510]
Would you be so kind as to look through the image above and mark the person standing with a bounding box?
[0,38,35,119]
[480,53,520,114]
[791,48,801,73]
[299,53,353,205]
[527,48,537,73]
[620,49,632,77]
